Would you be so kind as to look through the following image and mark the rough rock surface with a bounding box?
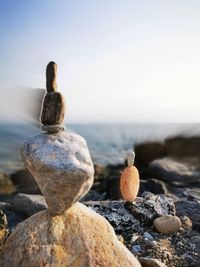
[85,192,175,235]
[0,202,141,267]
[20,131,94,215]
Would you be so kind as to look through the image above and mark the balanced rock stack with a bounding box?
[0,62,141,267]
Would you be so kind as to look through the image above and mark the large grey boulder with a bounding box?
[20,131,94,215]
[148,157,200,184]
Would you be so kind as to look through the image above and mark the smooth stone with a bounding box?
[20,131,94,215]
[139,257,167,267]
[0,202,141,267]
[153,215,181,234]
[41,124,66,133]
[120,166,140,202]
[41,92,65,125]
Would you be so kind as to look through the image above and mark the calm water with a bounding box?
[0,123,200,174]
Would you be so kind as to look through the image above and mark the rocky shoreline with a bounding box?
[0,135,200,266]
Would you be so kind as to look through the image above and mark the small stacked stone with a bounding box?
[120,150,140,202]
[41,61,66,133]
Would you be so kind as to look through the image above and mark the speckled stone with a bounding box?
[0,203,141,267]
[20,131,94,215]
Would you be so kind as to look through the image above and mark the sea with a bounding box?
[0,123,200,174]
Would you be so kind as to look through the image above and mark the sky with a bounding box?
[1,0,200,123]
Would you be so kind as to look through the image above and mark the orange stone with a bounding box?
[120,166,140,202]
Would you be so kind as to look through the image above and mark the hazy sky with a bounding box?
[1,0,200,123]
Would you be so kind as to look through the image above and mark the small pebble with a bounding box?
[180,216,192,230]
[132,244,142,253]
[153,215,181,234]
[143,232,154,241]
[130,234,139,244]
[151,240,157,247]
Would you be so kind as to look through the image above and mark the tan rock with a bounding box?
[120,166,140,202]
[0,203,141,267]
[153,215,181,234]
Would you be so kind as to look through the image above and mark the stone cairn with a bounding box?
[0,62,141,267]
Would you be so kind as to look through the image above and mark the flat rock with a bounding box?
[20,131,94,215]
[0,202,141,267]
[41,124,66,133]
[153,215,181,234]
[85,192,175,236]
[127,192,175,224]
[139,257,167,267]
[6,193,47,216]
[148,157,200,184]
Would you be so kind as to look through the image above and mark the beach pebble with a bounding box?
[20,131,94,215]
[131,234,139,244]
[132,244,142,253]
[120,166,140,202]
[153,215,181,234]
[139,257,167,267]
[143,231,154,241]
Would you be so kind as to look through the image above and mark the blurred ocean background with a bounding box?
[0,123,200,174]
